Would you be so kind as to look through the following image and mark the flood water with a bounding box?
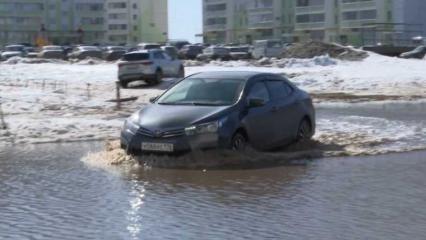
[1,101,426,239]
[1,142,426,239]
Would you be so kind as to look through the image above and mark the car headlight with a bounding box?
[185,121,219,136]
[128,112,140,126]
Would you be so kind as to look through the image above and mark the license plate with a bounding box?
[141,142,174,152]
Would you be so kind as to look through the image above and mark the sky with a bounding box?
[168,0,202,43]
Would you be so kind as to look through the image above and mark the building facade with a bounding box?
[203,0,426,46]
[0,0,168,46]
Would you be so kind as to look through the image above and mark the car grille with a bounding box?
[137,127,185,138]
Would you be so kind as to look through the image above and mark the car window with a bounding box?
[157,78,244,106]
[247,82,270,102]
[266,81,293,100]
[153,52,165,59]
[122,53,149,61]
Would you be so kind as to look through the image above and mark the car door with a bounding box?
[162,52,180,75]
[153,51,170,76]
[243,81,278,149]
[265,80,299,143]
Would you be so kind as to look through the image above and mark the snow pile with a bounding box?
[1,56,68,65]
[282,41,368,61]
[258,55,337,68]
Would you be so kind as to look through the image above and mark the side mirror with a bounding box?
[247,98,265,108]
[149,96,159,103]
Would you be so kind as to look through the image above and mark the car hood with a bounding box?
[136,104,229,130]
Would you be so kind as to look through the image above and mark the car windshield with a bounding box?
[157,78,245,106]
[122,53,150,61]
[5,46,24,51]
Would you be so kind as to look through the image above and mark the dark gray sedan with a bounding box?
[121,71,315,154]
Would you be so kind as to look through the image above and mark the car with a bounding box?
[1,45,27,60]
[179,45,204,59]
[118,49,185,88]
[137,43,161,50]
[167,40,190,50]
[252,40,284,59]
[120,71,316,155]
[38,45,66,59]
[161,45,179,60]
[103,46,126,61]
[227,46,251,60]
[68,46,103,60]
[197,46,230,61]
[400,45,426,59]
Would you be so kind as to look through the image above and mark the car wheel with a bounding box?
[154,69,163,84]
[178,66,185,78]
[231,132,247,151]
[297,118,312,141]
[120,81,128,88]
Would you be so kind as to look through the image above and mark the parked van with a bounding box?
[252,40,284,59]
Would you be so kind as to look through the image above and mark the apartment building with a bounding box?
[0,0,168,46]
[106,0,168,45]
[203,0,426,46]
[203,0,293,44]
[294,0,426,45]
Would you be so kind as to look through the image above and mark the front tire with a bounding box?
[178,66,185,78]
[231,132,247,151]
[297,118,313,141]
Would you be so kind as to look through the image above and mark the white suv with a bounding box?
[118,49,185,87]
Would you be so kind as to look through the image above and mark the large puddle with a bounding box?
[2,142,426,239]
[83,101,426,169]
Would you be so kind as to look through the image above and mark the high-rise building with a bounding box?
[0,0,168,46]
[203,0,426,46]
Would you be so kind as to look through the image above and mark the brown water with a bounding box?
[1,142,426,240]
[2,101,426,239]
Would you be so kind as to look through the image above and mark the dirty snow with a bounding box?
[1,53,426,160]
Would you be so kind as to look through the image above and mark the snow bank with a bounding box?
[1,53,426,147]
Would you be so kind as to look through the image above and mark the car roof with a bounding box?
[189,71,280,81]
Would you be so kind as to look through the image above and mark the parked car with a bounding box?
[400,45,426,59]
[138,43,161,50]
[118,49,185,88]
[25,47,39,58]
[120,71,316,155]
[161,45,179,59]
[68,46,103,60]
[179,45,204,59]
[38,45,66,59]
[167,40,190,50]
[1,45,27,60]
[103,46,126,61]
[252,40,284,59]
[197,46,230,61]
[227,46,251,60]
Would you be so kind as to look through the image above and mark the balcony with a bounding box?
[295,22,325,30]
[204,23,226,32]
[247,6,274,14]
[295,5,325,15]
[204,0,226,4]
[340,19,377,29]
[340,1,376,11]
[204,10,227,17]
[248,21,274,30]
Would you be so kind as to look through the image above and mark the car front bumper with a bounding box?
[120,123,230,155]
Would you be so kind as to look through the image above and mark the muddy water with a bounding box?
[1,143,426,239]
[1,101,426,239]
